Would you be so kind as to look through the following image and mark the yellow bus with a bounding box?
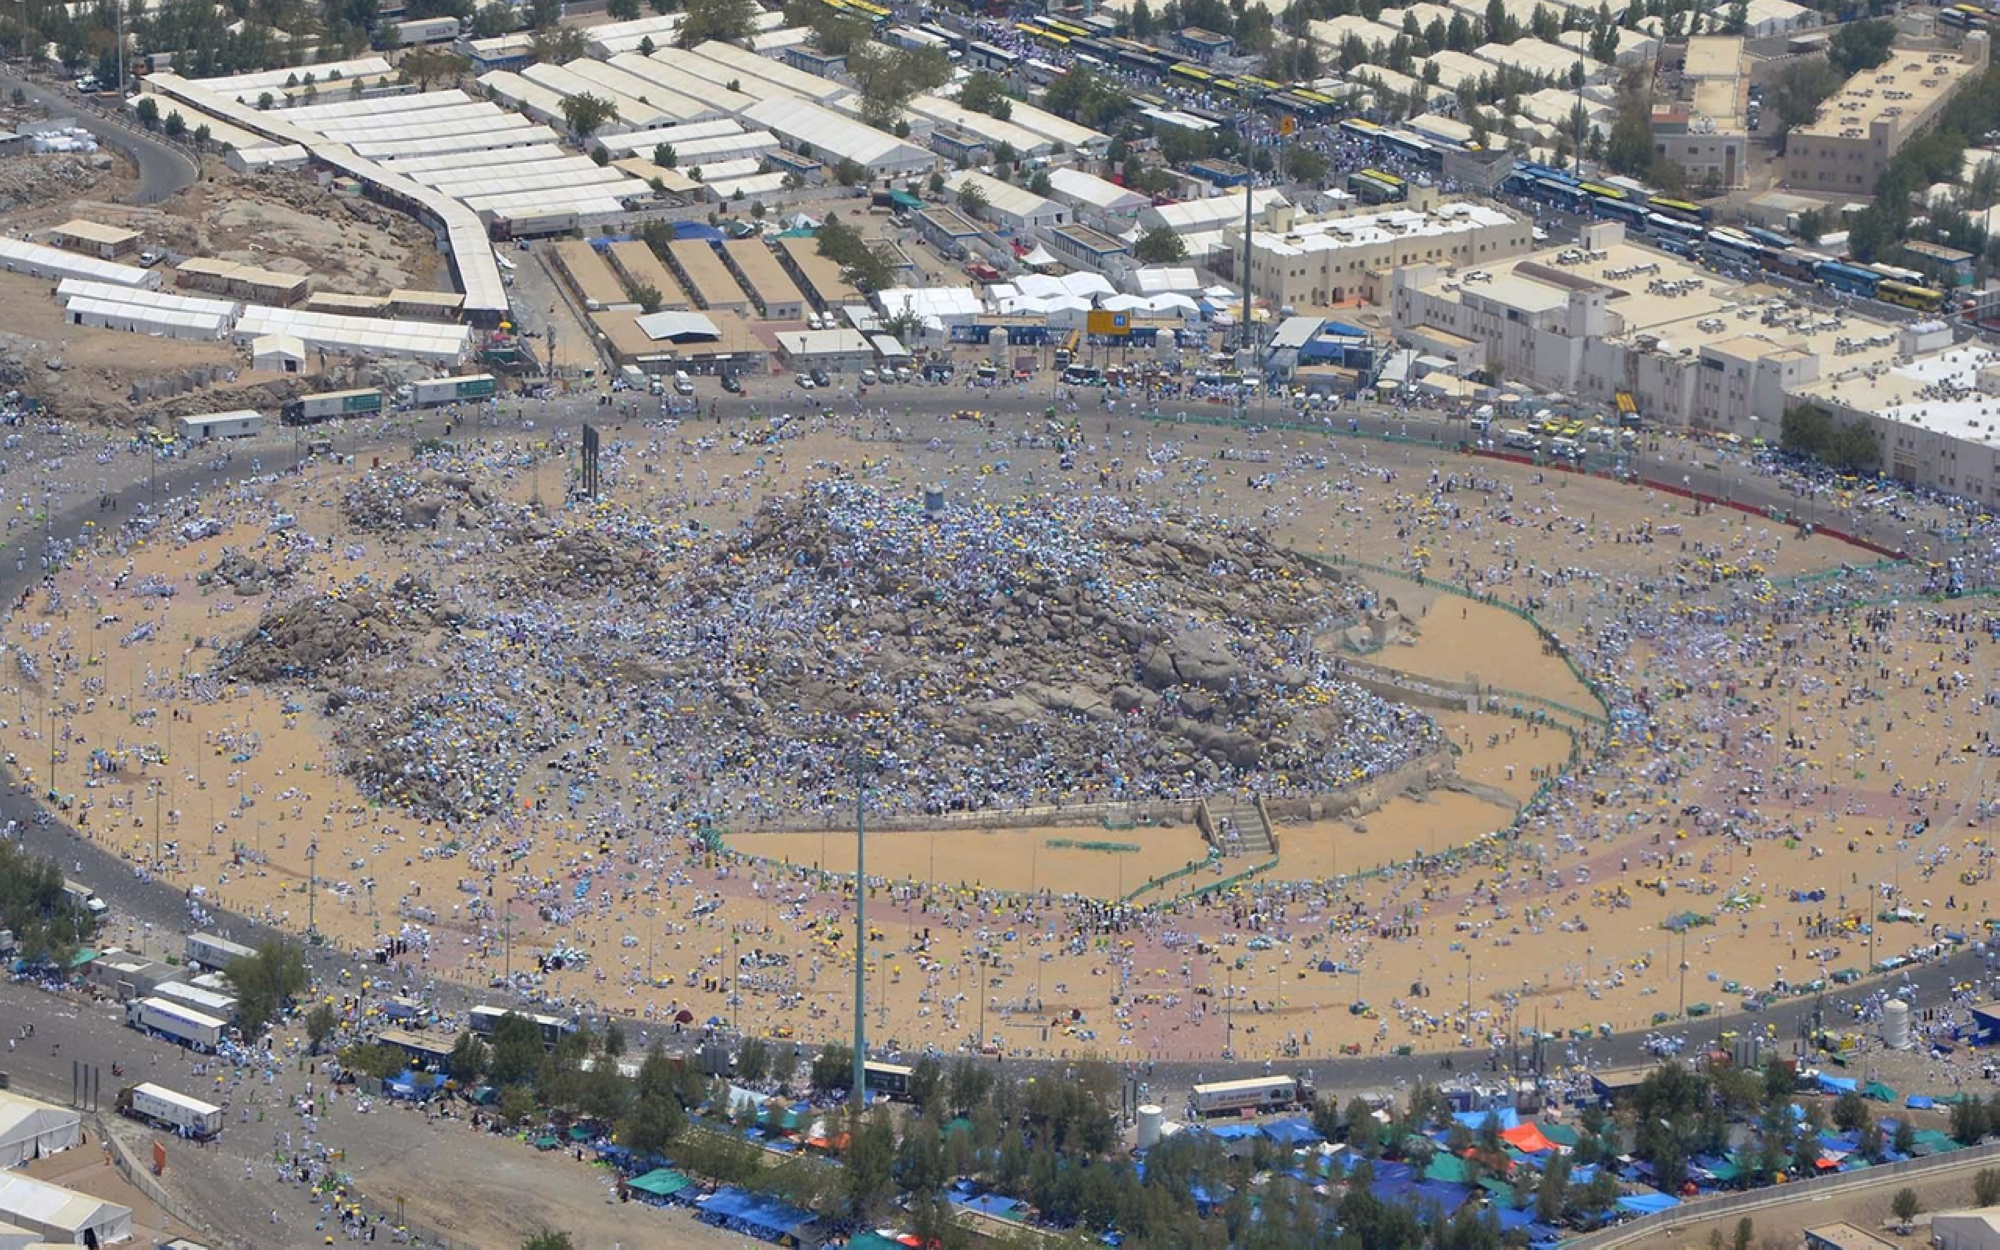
[1170,62,1214,84]
[1045,17,1090,37]
[846,0,891,17]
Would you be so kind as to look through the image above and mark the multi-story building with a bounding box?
[1651,35,1751,189]
[1231,196,1530,311]
[1782,34,1988,193]
[1389,221,1915,439]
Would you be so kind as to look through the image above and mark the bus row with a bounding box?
[278,374,497,424]
[1507,164,1949,313]
[1338,117,1470,170]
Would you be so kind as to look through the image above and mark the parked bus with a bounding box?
[1348,169,1405,204]
[467,1004,573,1048]
[863,1061,914,1098]
[1647,196,1713,223]
[1877,279,1945,313]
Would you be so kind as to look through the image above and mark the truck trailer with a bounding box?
[1189,1076,1307,1117]
[186,931,257,972]
[408,373,497,407]
[117,1082,223,1138]
[394,15,460,43]
[126,997,227,1052]
[281,388,384,425]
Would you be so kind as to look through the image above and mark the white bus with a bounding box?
[186,931,257,971]
[1189,1076,1304,1117]
[467,1005,573,1048]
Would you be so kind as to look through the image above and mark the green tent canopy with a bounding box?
[627,1169,692,1198]
[1862,1081,1898,1102]
[1423,1154,1473,1184]
[1538,1122,1580,1148]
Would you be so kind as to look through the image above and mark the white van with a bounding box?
[673,371,695,396]
[1501,428,1539,451]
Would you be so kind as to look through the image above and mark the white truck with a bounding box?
[154,979,240,1022]
[126,997,227,1052]
[1189,1075,1307,1117]
[61,880,108,917]
[394,15,460,43]
[117,1082,223,1139]
[186,931,257,972]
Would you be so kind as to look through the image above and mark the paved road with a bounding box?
[0,69,198,205]
[0,397,1987,1105]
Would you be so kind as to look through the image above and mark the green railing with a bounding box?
[1044,838,1141,853]
[1120,850,1222,905]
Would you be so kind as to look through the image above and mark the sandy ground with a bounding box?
[25,410,1980,1068]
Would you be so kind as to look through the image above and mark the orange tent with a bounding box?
[1500,1123,1555,1153]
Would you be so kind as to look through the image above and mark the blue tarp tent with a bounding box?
[1452,1107,1520,1132]
[1815,1073,1859,1095]
[1494,1207,1538,1232]
[1409,1180,1473,1212]
[1616,1192,1681,1215]
[948,1191,1025,1219]
[1907,1094,1936,1109]
[697,1188,815,1243]
[1207,1123,1261,1141]
[1261,1119,1323,1147]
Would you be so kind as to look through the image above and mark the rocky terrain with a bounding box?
[224,469,1447,821]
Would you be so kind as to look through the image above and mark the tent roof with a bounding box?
[628,1168,692,1197]
[0,1172,132,1236]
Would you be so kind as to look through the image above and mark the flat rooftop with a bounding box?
[1798,343,2000,444]
[1799,45,1984,139]
[1683,35,1744,80]
[1250,202,1516,258]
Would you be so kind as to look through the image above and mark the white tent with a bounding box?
[0,1093,81,1169]
[0,1173,132,1246]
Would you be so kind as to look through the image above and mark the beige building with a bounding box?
[1783,34,1989,193]
[1229,196,1530,311]
[1389,221,1913,438]
[50,218,139,259]
[1651,36,1751,189]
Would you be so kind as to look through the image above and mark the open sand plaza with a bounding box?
[10,404,2000,1068]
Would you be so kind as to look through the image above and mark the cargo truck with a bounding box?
[117,1082,223,1139]
[281,388,384,425]
[61,879,108,917]
[1188,1075,1309,1117]
[408,374,497,407]
[186,931,256,972]
[393,15,460,42]
[126,997,228,1052]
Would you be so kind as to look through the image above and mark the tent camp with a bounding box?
[696,1187,818,1245]
[0,1092,82,1169]
[0,1172,133,1245]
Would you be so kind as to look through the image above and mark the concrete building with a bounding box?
[1932,1209,2000,1250]
[1802,1225,1898,1250]
[1652,36,1751,188]
[945,171,1068,232]
[1042,224,1132,275]
[1235,200,1530,310]
[1784,35,1989,193]
[48,218,140,259]
[722,239,808,321]
[914,207,984,254]
[176,256,311,305]
[1389,222,1928,446]
[775,328,875,371]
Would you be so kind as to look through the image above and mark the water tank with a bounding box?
[1136,1104,1164,1150]
[1883,999,1911,1050]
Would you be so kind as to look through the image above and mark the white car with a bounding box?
[795,373,815,389]
[859,369,877,385]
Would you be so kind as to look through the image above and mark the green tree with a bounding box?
[0,841,94,967]
[1131,0,1154,36]
[335,1043,405,1080]
[958,71,1012,120]
[486,1013,548,1086]
[521,1230,573,1250]
[1731,1216,1754,1250]
[809,1040,855,1093]
[1536,1151,1570,1223]
[1953,1093,1993,1145]
[1043,66,1128,128]
[469,3,515,37]
[304,1002,338,1054]
[1832,1090,1871,1133]
[401,45,468,89]
[620,1091,684,1156]
[224,939,309,1037]
[134,96,160,128]
[783,0,873,54]
[1891,1187,1921,1230]
[1827,18,1897,76]
[653,141,677,168]
[529,24,584,59]
[162,110,186,137]
[447,1031,489,1084]
[1974,1167,2000,1208]
[736,1037,769,1084]
[1769,59,1842,155]
[769,1043,799,1091]
[676,0,760,47]
[607,0,639,16]
[1134,224,1187,264]
[850,43,950,130]
[1603,65,1655,177]
[956,177,989,218]
[559,92,618,142]
[843,1105,898,1221]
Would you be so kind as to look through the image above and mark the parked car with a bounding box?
[720,373,743,394]
[795,373,815,390]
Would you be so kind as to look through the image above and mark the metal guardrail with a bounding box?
[1559,1139,2000,1249]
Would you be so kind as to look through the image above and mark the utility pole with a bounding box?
[305,841,317,938]
[1240,168,1254,358]
[851,749,868,1112]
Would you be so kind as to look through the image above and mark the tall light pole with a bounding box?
[851,748,869,1112]
[305,841,317,938]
